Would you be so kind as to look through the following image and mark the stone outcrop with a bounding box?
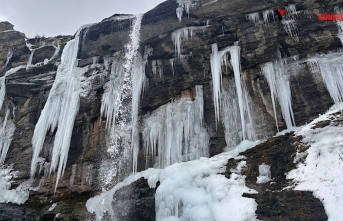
[0,0,343,220]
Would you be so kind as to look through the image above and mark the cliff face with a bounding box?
[0,0,343,220]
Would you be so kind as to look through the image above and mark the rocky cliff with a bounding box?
[0,0,343,220]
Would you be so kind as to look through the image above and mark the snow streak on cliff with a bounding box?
[30,24,91,192]
[142,85,209,169]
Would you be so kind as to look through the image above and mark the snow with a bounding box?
[246,12,260,24]
[48,203,57,212]
[0,166,29,204]
[142,85,209,169]
[261,54,296,129]
[256,164,271,184]
[171,25,208,59]
[286,103,343,221]
[86,140,260,221]
[30,24,92,192]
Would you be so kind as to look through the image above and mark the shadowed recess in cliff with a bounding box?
[142,85,209,169]
[30,24,92,192]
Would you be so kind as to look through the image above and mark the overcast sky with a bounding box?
[0,0,166,37]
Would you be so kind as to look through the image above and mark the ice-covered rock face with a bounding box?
[1,0,343,220]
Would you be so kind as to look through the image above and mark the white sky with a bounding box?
[0,0,166,37]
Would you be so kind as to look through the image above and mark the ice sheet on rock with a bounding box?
[171,25,208,59]
[0,166,29,204]
[335,7,343,44]
[286,103,343,221]
[26,49,36,70]
[5,47,13,67]
[142,85,209,169]
[262,55,296,130]
[30,24,92,192]
[256,164,271,184]
[86,140,260,221]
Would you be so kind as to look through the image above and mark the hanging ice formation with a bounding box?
[263,10,275,25]
[26,49,36,70]
[282,4,298,38]
[246,12,260,24]
[210,43,256,142]
[175,0,197,22]
[171,25,208,59]
[307,52,343,103]
[0,110,15,165]
[142,85,209,168]
[261,54,296,130]
[100,15,146,174]
[30,24,92,192]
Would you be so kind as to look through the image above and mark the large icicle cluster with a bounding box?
[307,52,343,103]
[261,55,296,130]
[142,85,209,169]
[30,24,91,192]
[171,25,208,59]
[210,43,256,142]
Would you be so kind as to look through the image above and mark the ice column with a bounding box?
[30,24,91,192]
[262,57,296,129]
[171,25,208,58]
[210,43,255,140]
[307,54,343,103]
[142,85,209,168]
[0,110,16,165]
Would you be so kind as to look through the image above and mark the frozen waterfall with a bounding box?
[30,24,91,192]
[142,85,209,169]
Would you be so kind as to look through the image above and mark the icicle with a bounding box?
[0,110,15,165]
[142,86,209,169]
[171,25,208,59]
[246,12,260,24]
[5,47,13,67]
[263,10,274,25]
[26,49,36,70]
[307,53,343,103]
[30,24,92,192]
[170,58,175,76]
[175,0,197,21]
[262,62,279,131]
[286,4,297,18]
[282,20,297,37]
[262,54,296,129]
